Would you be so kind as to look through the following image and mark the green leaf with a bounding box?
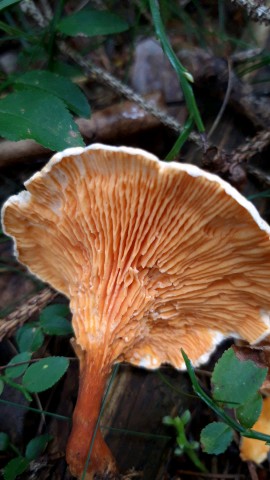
[5,352,32,378]
[16,325,44,353]
[22,356,69,393]
[0,378,4,395]
[0,90,84,151]
[4,457,29,480]
[236,392,263,428]
[15,70,90,117]
[0,432,9,451]
[200,422,233,454]
[40,315,73,336]
[181,410,191,425]
[40,304,70,320]
[212,348,267,408]
[163,415,174,426]
[58,9,129,37]
[25,434,52,461]
[0,0,21,11]
[52,60,83,79]
[40,304,72,336]
[165,116,194,160]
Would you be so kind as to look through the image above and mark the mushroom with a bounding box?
[240,397,270,463]
[2,144,270,479]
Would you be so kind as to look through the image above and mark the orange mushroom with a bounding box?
[240,397,270,463]
[3,144,270,479]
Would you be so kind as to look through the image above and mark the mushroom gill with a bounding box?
[2,144,270,478]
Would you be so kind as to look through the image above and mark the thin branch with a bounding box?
[20,0,48,28]
[58,42,203,147]
[208,59,233,139]
[232,0,270,24]
[0,288,57,340]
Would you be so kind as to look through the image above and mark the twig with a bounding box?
[0,287,57,340]
[58,42,203,147]
[38,0,53,21]
[20,0,48,28]
[231,130,270,164]
[247,461,259,480]
[208,59,233,139]
[246,164,270,186]
[231,0,270,24]
[177,471,245,479]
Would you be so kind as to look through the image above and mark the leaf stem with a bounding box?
[182,350,270,444]
[149,0,204,133]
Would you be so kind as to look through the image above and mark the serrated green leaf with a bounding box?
[0,0,21,11]
[58,9,129,37]
[40,315,73,336]
[16,325,44,353]
[15,70,90,117]
[22,357,69,393]
[0,432,9,451]
[236,392,263,428]
[4,456,29,480]
[0,378,4,395]
[200,422,233,454]
[5,352,32,378]
[25,434,52,461]
[0,90,84,150]
[212,348,267,407]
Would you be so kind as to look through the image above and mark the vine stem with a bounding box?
[182,350,270,444]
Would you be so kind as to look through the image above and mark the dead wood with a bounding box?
[202,129,270,188]
[76,92,164,142]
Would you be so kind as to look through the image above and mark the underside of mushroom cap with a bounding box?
[3,143,270,369]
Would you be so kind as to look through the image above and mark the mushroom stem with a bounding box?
[66,350,117,479]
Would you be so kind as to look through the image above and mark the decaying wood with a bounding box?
[201,129,270,187]
[201,146,247,188]
[76,92,165,142]
[102,365,192,480]
[0,94,165,168]
[0,287,57,340]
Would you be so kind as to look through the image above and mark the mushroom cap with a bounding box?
[240,397,270,463]
[2,144,270,369]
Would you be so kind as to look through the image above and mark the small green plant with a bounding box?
[0,2,130,150]
[15,303,72,353]
[0,432,52,480]
[0,303,72,400]
[163,410,207,472]
[182,347,270,455]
